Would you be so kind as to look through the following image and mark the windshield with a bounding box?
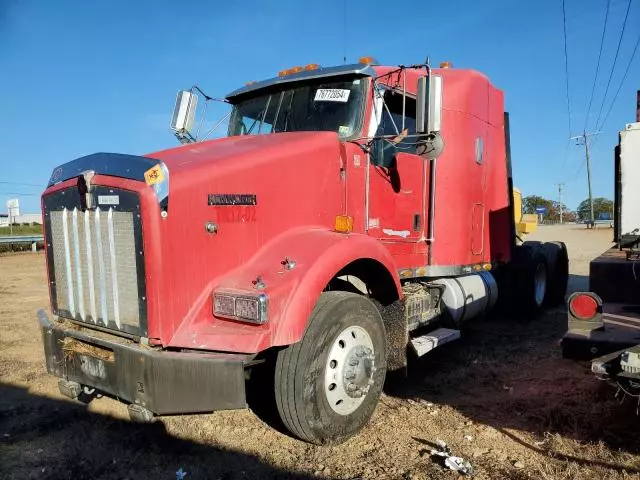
[227,77,366,139]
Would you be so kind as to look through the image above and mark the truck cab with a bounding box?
[38,58,567,444]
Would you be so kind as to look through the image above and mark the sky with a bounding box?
[1,0,639,214]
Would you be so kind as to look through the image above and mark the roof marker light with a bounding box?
[359,56,378,65]
[278,66,304,77]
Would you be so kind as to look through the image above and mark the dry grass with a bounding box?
[0,224,42,236]
[3,225,640,480]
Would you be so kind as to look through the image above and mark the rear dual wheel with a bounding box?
[542,241,569,307]
[274,291,387,445]
[513,245,549,317]
[512,241,569,318]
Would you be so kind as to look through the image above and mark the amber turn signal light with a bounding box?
[334,215,354,233]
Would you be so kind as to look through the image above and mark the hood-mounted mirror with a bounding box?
[170,90,199,144]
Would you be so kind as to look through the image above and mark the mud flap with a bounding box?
[377,301,408,373]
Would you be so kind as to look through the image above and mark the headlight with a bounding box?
[213,294,235,316]
[213,292,268,325]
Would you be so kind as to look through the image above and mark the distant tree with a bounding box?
[523,195,567,222]
[563,210,577,222]
[576,197,614,222]
[523,195,552,214]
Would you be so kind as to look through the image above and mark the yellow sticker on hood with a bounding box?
[144,164,164,186]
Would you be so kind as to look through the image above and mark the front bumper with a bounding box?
[38,310,248,415]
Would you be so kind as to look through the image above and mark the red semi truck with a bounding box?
[38,58,568,444]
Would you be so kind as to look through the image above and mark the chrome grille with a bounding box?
[48,205,142,332]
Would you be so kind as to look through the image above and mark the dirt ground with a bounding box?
[3,224,640,480]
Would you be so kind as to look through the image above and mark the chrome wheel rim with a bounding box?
[534,262,547,306]
[324,325,376,416]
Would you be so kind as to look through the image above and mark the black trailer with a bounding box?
[562,118,640,395]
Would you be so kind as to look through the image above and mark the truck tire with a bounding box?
[274,291,387,445]
[512,244,548,318]
[542,241,569,307]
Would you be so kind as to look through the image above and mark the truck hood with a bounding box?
[145,131,346,345]
[147,131,340,175]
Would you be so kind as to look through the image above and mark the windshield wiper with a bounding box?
[258,95,272,133]
[271,92,285,133]
[247,113,263,134]
[247,95,273,134]
[281,92,296,132]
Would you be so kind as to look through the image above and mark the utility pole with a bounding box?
[555,183,565,224]
[570,131,601,227]
[8,205,14,235]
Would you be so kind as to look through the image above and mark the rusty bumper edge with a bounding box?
[38,310,248,415]
[38,309,53,329]
[561,328,640,361]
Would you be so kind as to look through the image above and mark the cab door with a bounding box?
[366,89,426,242]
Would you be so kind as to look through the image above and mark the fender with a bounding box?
[168,227,402,353]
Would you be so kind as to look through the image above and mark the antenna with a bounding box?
[342,0,347,64]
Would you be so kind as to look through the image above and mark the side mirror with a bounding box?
[416,74,443,134]
[170,90,198,143]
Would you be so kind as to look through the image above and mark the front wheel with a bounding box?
[274,291,387,445]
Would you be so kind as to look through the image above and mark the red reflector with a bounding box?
[570,294,598,319]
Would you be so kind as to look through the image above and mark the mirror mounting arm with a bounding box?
[191,85,212,101]
[174,130,196,145]
[191,85,229,104]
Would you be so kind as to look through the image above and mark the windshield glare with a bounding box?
[228,77,366,139]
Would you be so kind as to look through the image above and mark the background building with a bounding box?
[0,213,42,227]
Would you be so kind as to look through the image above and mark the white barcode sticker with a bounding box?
[98,195,120,205]
[314,89,350,102]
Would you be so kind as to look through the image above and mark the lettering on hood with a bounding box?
[208,194,257,206]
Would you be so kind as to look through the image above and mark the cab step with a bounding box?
[410,328,461,357]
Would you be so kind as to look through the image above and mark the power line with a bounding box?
[0,181,43,187]
[571,161,585,183]
[0,192,39,196]
[559,138,571,178]
[562,0,573,137]
[584,0,611,131]
[598,30,640,131]
[593,0,632,130]
[590,28,640,151]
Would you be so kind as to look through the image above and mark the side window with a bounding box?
[375,90,417,153]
